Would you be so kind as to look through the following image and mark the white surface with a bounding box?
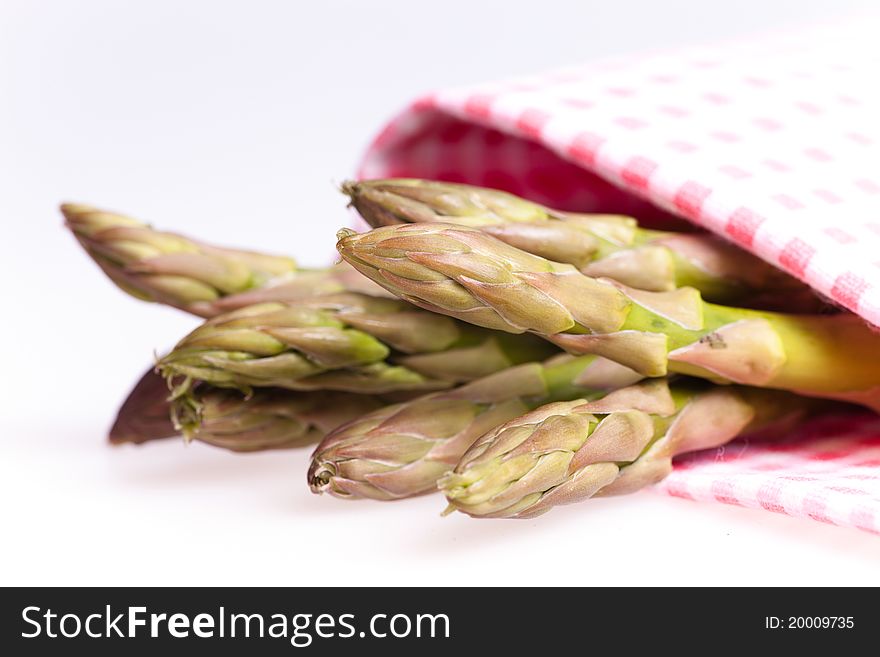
[2,0,879,586]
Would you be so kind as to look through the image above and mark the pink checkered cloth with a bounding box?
[357,18,880,533]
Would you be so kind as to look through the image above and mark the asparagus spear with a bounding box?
[308,354,642,500]
[62,203,302,317]
[110,369,382,451]
[159,293,558,395]
[337,224,880,410]
[63,202,390,318]
[343,179,819,309]
[440,379,815,518]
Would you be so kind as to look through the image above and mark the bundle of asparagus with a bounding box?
[65,204,405,451]
[335,220,880,408]
[66,179,878,521]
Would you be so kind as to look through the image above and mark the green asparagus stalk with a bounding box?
[337,224,880,410]
[440,379,814,518]
[308,354,642,500]
[110,369,382,451]
[159,292,558,395]
[62,203,388,317]
[342,179,819,309]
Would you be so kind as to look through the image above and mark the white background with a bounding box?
[2,0,879,586]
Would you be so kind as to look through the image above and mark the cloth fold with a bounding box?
[358,18,880,533]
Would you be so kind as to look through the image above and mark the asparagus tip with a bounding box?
[336,227,357,242]
[339,180,358,199]
[308,460,336,495]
